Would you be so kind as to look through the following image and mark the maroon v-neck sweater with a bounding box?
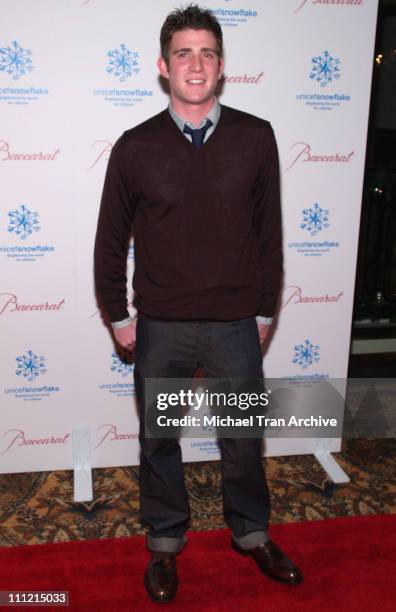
[94,105,283,322]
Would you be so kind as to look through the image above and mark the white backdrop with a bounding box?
[1,0,378,473]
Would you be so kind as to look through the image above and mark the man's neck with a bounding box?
[170,96,216,127]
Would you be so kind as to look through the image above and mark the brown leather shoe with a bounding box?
[232,539,303,585]
[144,551,178,603]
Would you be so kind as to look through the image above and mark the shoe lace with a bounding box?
[152,551,176,576]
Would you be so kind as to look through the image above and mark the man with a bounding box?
[94,4,303,603]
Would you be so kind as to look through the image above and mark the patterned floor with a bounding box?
[1,438,395,547]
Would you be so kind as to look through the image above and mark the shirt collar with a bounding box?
[168,97,221,131]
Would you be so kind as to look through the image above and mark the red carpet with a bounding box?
[0,515,394,611]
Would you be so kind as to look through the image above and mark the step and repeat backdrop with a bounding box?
[1,0,378,473]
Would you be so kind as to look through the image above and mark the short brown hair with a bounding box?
[160,4,223,65]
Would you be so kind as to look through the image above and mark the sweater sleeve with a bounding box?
[94,134,136,322]
[252,123,283,318]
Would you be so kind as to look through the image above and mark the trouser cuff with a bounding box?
[232,530,269,550]
[146,534,187,553]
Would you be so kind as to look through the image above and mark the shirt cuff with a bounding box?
[256,316,273,326]
[111,316,133,330]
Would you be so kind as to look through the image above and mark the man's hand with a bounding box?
[257,323,271,353]
[113,320,137,351]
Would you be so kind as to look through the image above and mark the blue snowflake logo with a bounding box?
[292,340,320,369]
[106,44,140,82]
[300,203,330,236]
[111,352,134,377]
[16,350,46,381]
[7,204,40,240]
[0,41,33,80]
[309,50,340,87]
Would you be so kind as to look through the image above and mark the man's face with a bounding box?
[158,28,224,108]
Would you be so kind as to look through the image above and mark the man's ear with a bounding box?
[157,57,170,79]
[218,57,225,81]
